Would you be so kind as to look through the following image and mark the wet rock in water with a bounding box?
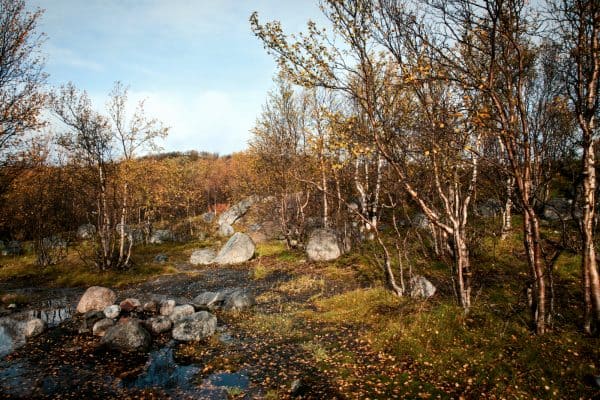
[409,275,436,299]
[154,253,169,263]
[149,229,175,244]
[145,316,173,335]
[172,311,217,341]
[189,248,217,265]
[120,298,142,312]
[23,318,45,337]
[103,304,121,319]
[306,229,341,261]
[191,291,226,311]
[169,304,195,323]
[101,320,151,352]
[76,286,117,314]
[217,222,235,237]
[160,299,176,316]
[213,232,255,265]
[223,289,255,311]
[93,318,115,337]
[143,301,158,314]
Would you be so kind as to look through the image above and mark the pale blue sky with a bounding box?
[29,1,322,154]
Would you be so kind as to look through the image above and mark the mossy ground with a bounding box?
[0,229,598,399]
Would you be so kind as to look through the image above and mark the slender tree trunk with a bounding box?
[118,182,128,266]
[321,156,329,228]
[523,206,546,334]
[501,176,514,240]
[581,137,600,334]
[453,227,471,310]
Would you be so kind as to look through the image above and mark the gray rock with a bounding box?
[172,311,217,341]
[213,232,255,265]
[217,196,257,226]
[217,223,234,237]
[2,241,21,256]
[409,275,437,299]
[189,249,217,265]
[191,291,227,311]
[223,290,255,311]
[0,318,24,357]
[160,299,176,316]
[41,236,67,249]
[77,223,96,239]
[149,229,175,244]
[542,197,579,221]
[103,305,121,319]
[476,199,503,218]
[145,316,172,335]
[92,318,115,337]
[306,229,341,261]
[76,286,117,314]
[79,310,105,333]
[201,211,215,223]
[169,304,195,323]
[23,318,45,337]
[101,320,151,352]
[412,213,430,229]
[154,253,168,263]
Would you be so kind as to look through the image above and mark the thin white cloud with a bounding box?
[46,45,104,72]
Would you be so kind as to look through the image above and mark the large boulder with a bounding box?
[172,311,217,341]
[101,320,151,352]
[306,229,341,262]
[41,236,67,250]
[189,249,217,265]
[409,275,437,299]
[217,196,257,226]
[77,224,96,240]
[76,286,117,314]
[542,197,579,221]
[213,233,255,265]
[149,229,175,244]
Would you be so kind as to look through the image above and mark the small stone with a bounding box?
[93,318,115,337]
[160,299,176,316]
[103,305,121,319]
[120,298,142,312]
[23,318,45,337]
[154,253,168,263]
[7,303,16,310]
[143,301,158,313]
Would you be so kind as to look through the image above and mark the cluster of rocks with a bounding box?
[76,285,254,353]
[189,232,256,266]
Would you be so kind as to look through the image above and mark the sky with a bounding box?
[28,0,324,155]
